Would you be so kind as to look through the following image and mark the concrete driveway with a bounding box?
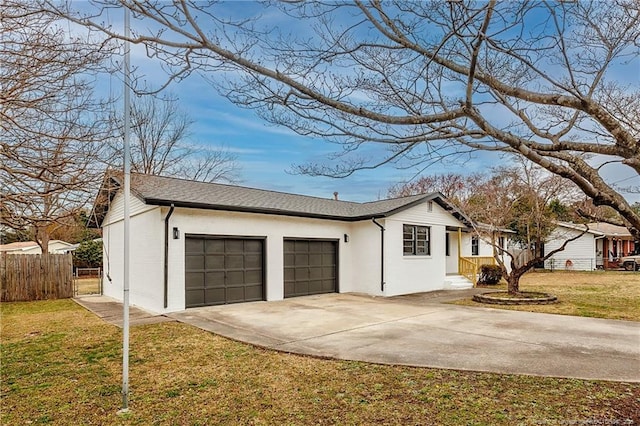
[168,291,640,383]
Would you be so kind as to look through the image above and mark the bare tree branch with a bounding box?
[105,94,241,183]
[1,1,115,251]
[42,0,640,235]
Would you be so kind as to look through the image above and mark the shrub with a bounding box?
[73,240,103,268]
[478,264,502,285]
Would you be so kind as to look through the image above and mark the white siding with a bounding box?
[384,203,466,296]
[544,227,597,271]
[102,190,156,226]
[391,201,464,227]
[350,220,384,296]
[102,206,164,313]
[460,233,496,257]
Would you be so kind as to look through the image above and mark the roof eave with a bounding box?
[144,198,369,222]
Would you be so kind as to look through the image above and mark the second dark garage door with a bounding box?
[284,239,337,298]
[185,236,264,308]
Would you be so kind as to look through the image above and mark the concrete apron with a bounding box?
[169,293,640,383]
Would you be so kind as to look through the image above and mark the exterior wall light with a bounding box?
[173,227,180,239]
[344,234,349,243]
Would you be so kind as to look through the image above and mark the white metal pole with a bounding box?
[120,5,131,413]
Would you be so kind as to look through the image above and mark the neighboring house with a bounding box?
[587,223,636,269]
[90,173,487,314]
[544,222,604,271]
[543,222,637,271]
[0,240,76,255]
[543,222,604,271]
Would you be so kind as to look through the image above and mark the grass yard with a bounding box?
[456,270,640,321]
[1,300,638,425]
[75,277,101,296]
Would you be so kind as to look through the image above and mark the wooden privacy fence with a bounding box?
[0,253,74,302]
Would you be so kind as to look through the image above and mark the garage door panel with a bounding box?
[225,286,246,303]
[322,266,334,279]
[295,281,309,295]
[226,240,245,253]
[185,272,204,289]
[308,280,323,293]
[205,254,225,269]
[185,254,204,270]
[284,281,295,296]
[226,254,244,269]
[185,289,204,307]
[323,241,335,251]
[205,288,225,305]
[204,271,224,287]
[186,238,204,253]
[244,240,262,252]
[284,267,295,281]
[205,239,224,254]
[309,267,323,279]
[244,285,263,301]
[309,254,322,266]
[226,270,245,286]
[245,269,262,284]
[245,254,262,269]
[295,267,309,280]
[295,240,308,252]
[284,239,337,298]
[185,236,264,308]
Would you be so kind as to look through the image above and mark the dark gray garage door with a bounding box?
[185,236,264,308]
[284,239,337,298]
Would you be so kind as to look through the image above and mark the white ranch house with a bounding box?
[90,173,497,314]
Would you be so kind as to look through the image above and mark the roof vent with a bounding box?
[333,192,339,200]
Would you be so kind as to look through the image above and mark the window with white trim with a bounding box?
[403,224,430,256]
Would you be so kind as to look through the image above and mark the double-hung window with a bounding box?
[471,236,479,256]
[403,224,430,256]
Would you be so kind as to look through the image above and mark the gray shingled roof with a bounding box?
[90,172,472,226]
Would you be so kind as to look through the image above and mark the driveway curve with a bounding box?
[168,292,640,383]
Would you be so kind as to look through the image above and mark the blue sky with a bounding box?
[113,40,502,203]
[92,2,639,204]
[165,74,500,202]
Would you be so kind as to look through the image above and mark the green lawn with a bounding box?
[1,299,638,425]
[455,270,640,321]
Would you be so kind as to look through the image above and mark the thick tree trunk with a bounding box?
[507,268,526,295]
[34,227,50,254]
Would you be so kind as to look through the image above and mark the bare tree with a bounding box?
[48,1,640,236]
[106,95,240,183]
[389,161,585,293]
[387,172,486,213]
[1,1,113,252]
[468,162,586,294]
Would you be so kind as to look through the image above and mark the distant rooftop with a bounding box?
[587,222,633,237]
